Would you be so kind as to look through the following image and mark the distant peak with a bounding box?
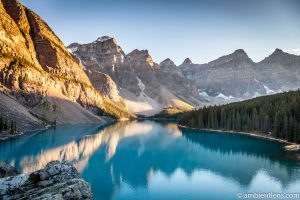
[233,49,247,55]
[163,58,172,62]
[94,36,114,43]
[259,48,291,63]
[67,43,79,48]
[268,48,287,58]
[182,58,193,65]
[127,49,154,66]
[160,58,175,66]
[230,49,252,61]
[272,48,284,54]
[128,49,150,57]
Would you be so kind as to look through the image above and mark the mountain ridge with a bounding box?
[69,36,300,115]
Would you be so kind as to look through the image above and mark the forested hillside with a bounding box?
[178,90,300,143]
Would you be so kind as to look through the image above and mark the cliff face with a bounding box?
[0,0,133,126]
[69,36,129,101]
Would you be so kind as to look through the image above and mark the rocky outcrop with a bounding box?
[0,161,93,200]
[0,0,133,123]
[86,70,120,101]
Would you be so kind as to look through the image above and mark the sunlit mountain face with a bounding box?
[0,121,299,200]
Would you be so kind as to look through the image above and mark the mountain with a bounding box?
[255,49,300,91]
[0,0,134,132]
[69,38,198,115]
[180,49,300,103]
[180,49,263,98]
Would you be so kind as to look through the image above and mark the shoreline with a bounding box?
[0,119,115,141]
[0,125,52,141]
[177,124,298,146]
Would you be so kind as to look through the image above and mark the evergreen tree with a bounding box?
[10,121,14,135]
[0,116,3,132]
[179,90,300,143]
[3,119,8,131]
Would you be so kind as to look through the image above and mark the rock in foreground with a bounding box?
[0,161,93,200]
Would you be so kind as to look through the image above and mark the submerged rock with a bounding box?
[0,161,93,200]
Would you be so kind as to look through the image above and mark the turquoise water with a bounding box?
[0,120,300,200]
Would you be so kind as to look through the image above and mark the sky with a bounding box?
[19,0,300,65]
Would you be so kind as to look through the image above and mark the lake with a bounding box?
[0,120,300,200]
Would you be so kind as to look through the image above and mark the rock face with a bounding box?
[0,161,93,200]
[69,38,198,115]
[68,36,126,102]
[0,0,133,126]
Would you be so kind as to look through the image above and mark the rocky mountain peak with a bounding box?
[95,36,112,42]
[94,36,117,44]
[209,49,253,67]
[260,48,297,65]
[273,48,284,54]
[232,49,248,57]
[160,58,175,66]
[127,49,154,66]
[182,58,193,65]
[270,48,287,57]
[128,49,149,56]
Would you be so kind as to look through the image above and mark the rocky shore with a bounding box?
[0,161,93,200]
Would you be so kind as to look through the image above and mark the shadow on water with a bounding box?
[0,120,299,200]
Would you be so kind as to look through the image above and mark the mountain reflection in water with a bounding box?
[0,121,299,200]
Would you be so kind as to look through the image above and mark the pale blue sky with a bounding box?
[20,0,300,65]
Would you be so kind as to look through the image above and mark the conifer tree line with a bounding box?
[178,90,300,143]
[0,116,18,134]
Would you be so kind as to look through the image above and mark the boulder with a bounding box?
[0,161,93,200]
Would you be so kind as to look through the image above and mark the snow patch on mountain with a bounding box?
[216,93,234,100]
[67,47,78,53]
[264,85,276,95]
[95,36,112,43]
[254,79,260,83]
[137,77,146,97]
[199,91,209,97]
